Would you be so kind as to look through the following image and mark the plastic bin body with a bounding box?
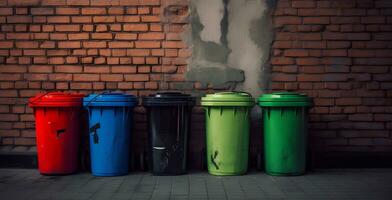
[143,92,195,175]
[201,92,254,176]
[83,93,137,176]
[29,92,84,175]
[258,92,312,176]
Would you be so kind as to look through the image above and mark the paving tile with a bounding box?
[1,169,392,200]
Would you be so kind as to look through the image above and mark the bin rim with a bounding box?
[142,92,195,106]
[29,92,84,107]
[201,91,255,107]
[83,92,138,107]
[258,91,312,107]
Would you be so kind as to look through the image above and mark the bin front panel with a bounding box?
[88,106,132,176]
[263,107,307,175]
[34,107,81,174]
[148,105,190,175]
[205,106,250,175]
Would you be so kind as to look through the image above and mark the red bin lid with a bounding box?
[29,92,84,107]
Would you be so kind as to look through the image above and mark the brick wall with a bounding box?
[0,0,203,166]
[0,0,392,169]
[271,0,392,156]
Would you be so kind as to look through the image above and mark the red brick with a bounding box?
[322,49,347,57]
[298,8,339,16]
[71,16,92,23]
[31,8,54,15]
[92,33,113,40]
[108,7,124,15]
[70,82,92,90]
[272,73,296,82]
[0,41,13,49]
[348,50,376,58]
[361,17,385,24]
[292,1,316,8]
[14,138,35,145]
[118,82,133,89]
[56,8,80,15]
[91,0,119,6]
[67,0,89,6]
[303,17,329,24]
[109,41,133,48]
[0,90,18,97]
[271,57,295,65]
[58,41,81,49]
[0,114,18,121]
[296,58,321,65]
[284,49,308,57]
[94,16,116,23]
[331,17,360,24]
[116,16,140,22]
[74,74,99,81]
[124,74,149,81]
[7,16,32,23]
[48,16,70,24]
[83,41,107,48]
[84,66,110,73]
[139,33,165,40]
[138,7,150,14]
[68,33,89,40]
[141,15,160,22]
[349,114,373,121]
[135,41,160,48]
[112,66,137,73]
[123,24,149,31]
[23,75,46,83]
[115,33,137,40]
[55,25,80,32]
[48,73,72,81]
[162,41,185,48]
[101,74,123,82]
[16,41,39,49]
[274,17,302,26]
[28,65,53,73]
[336,98,362,106]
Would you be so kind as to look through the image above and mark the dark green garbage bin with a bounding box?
[258,92,312,176]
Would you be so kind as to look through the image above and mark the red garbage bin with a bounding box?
[29,92,84,175]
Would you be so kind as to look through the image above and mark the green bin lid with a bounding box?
[258,92,312,107]
[201,91,255,107]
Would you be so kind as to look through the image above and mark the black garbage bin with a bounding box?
[143,92,195,175]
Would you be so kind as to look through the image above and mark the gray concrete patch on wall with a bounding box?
[187,0,275,96]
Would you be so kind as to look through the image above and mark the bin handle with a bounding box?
[29,91,52,104]
[85,91,111,107]
[232,90,252,97]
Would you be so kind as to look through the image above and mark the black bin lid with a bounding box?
[142,92,195,106]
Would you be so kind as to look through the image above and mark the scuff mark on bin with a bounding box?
[56,129,66,138]
[210,150,219,170]
[89,123,100,144]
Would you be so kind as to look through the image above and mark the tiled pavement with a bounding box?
[0,169,392,200]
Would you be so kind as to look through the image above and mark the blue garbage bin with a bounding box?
[83,93,137,176]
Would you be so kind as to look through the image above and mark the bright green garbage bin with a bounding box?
[201,92,254,175]
[258,92,312,176]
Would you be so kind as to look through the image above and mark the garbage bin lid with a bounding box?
[29,92,84,107]
[83,92,138,107]
[258,92,312,107]
[201,91,255,107]
[143,92,195,106]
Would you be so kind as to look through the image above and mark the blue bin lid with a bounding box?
[83,92,138,107]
